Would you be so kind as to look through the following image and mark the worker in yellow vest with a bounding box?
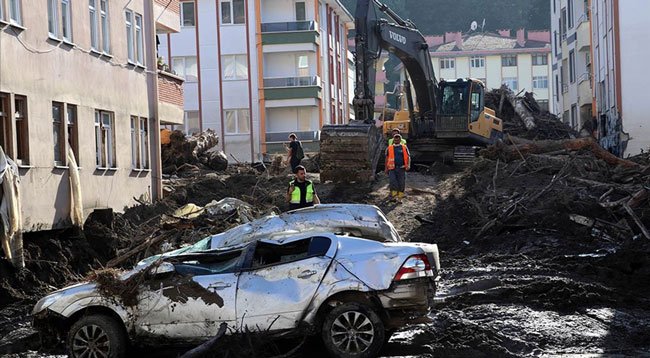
[387,128,407,146]
[385,134,410,199]
[287,165,320,210]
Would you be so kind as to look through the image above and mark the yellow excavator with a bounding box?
[320,0,503,182]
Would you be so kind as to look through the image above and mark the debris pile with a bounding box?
[161,129,228,174]
[485,86,579,140]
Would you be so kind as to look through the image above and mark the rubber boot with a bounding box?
[390,190,397,198]
[398,191,405,199]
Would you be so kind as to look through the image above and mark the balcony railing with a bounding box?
[261,21,316,33]
[264,76,319,88]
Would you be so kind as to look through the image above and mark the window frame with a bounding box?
[8,0,22,26]
[125,10,134,62]
[221,54,248,80]
[569,49,576,83]
[532,54,548,66]
[99,0,110,53]
[180,1,195,27]
[89,0,99,50]
[134,13,143,65]
[470,56,485,68]
[67,104,79,165]
[501,54,517,67]
[61,0,73,42]
[440,58,455,69]
[171,56,198,82]
[502,77,518,91]
[294,0,306,21]
[48,0,60,37]
[52,102,66,166]
[224,109,250,135]
[184,110,200,135]
[14,95,29,165]
[533,76,549,89]
[94,110,116,169]
[131,116,149,170]
[220,0,245,25]
[0,93,11,158]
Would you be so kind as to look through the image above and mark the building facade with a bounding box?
[157,0,353,161]
[590,0,649,156]
[550,0,592,130]
[429,30,552,111]
[0,0,184,231]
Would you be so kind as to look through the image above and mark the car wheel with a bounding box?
[321,302,385,358]
[67,314,127,358]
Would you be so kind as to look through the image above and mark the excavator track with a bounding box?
[320,121,385,183]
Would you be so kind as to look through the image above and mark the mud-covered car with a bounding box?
[33,207,440,358]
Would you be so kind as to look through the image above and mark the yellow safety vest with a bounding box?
[290,180,314,204]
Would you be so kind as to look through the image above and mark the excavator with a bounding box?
[319,0,503,182]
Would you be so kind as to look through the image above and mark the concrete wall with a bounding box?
[0,0,165,231]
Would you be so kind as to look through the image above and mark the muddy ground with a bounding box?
[1,152,650,356]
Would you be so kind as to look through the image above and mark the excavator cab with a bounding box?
[436,79,503,145]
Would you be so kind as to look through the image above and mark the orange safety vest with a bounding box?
[386,144,409,170]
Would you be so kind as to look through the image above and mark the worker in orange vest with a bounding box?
[385,134,410,199]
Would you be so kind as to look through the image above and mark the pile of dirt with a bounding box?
[162,129,228,174]
[485,86,579,140]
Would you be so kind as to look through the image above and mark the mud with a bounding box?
[147,275,225,307]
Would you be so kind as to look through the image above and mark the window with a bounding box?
[569,50,576,83]
[185,111,200,134]
[568,0,574,28]
[9,0,21,25]
[67,105,79,164]
[561,8,567,39]
[297,108,311,131]
[134,13,143,64]
[0,94,10,155]
[250,237,331,269]
[295,1,306,21]
[533,76,548,89]
[224,109,250,134]
[94,110,115,168]
[470,85,482,122]
[172,56,198,81]
[180,1,195,27]
[502,77,518,91]
[296,54,308,76]
[222,55,248,80]
[501,55,517,67]
[62,0,72,41]
[48,0,59,37]
[470,56,484,68]
[570,104,577,128]
[52,102,65,165]
[440,58,455,69]
[0,0,4,22]
[14,96,28,165]
[100,0,110,52]
[220,0,245,24]
[532,54,548,66]
[89,0,99,49]
[125,10,134,61]
[131,116,149,170]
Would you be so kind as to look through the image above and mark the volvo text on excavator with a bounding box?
[319,0,503,182]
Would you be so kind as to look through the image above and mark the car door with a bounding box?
[235,235,337,331]
[133,250,242,342]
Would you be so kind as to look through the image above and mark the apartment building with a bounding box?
[0,0,184,231]
[157,0,353,161]
[550,0,592,130]
[429,30,553,111]
[590,0,649,156]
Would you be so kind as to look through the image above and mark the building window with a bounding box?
[8,0,22,25]
[567,0,574,28]
[89,0,99,49]
[184,111,200,134]
[220,0,245,25]
[94,110,116,168]
[48,0,59,37]
[295,1,306,21]
[296,54,308,76]
[135,13,143,64]
[172,56,198,81]
[533,76,548,89]
[502,77,518,91]
[222,55,248,80]
[67,105,78,164]
[0,94,11,156]
[52,102,65,165]
[532,54,548,66]
[570,104,577,128]
[561,8,567,39]
[470,56,484,68]
[569,50,576,83]
[100,0,110,52]
[62,0,72,41]
[14,96,28,165]
[180,1,195,27]
[0,1,4,22]
[501,55,517,67]
[224,109,250,134]
[131,116,149,170]
[297,108,311,130]
[125,10,134,62]
[440,58,455,69]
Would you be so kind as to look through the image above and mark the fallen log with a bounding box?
[482,137,640,168]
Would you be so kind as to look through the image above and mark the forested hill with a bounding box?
[339,0,551,34]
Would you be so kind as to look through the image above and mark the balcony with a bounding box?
[264,76,321,100]
[578,73,593,107]
[576,20,591,52]
[158,70,184,125]
[261,21,320,45]
[154,0,180,33]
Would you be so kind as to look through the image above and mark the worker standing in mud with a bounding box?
[385,134,410,200]
[287,165,320,210]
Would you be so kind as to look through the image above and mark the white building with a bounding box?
[590,0,650,156]
[429,30,552,111]
[550,0,593,130]
[158,0,354,161]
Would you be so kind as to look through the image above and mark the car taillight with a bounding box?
[393,254,432,281]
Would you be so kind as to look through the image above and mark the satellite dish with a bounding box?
[470,21,478,31]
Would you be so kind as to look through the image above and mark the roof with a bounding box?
[432,32,550,56]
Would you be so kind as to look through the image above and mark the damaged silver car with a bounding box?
[33,206,440,358]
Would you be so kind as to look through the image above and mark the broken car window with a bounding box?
[250,236,331,269]
[172,250,243,276]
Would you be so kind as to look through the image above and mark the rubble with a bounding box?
[161,129,228,174]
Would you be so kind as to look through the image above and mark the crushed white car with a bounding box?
[33,205,440,358]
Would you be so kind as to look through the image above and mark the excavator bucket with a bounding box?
[320,121,385,183]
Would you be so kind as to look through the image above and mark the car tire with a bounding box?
[321,302,385,358]
[67,314,127,358]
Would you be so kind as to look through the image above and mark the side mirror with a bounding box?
[150,262,175,276]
